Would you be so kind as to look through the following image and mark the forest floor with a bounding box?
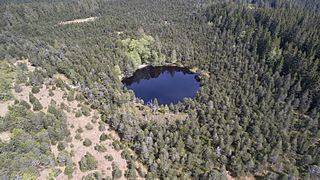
[58,17,98,25]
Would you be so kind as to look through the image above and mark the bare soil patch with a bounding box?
[58,17,98,25]
[0,131,11,142]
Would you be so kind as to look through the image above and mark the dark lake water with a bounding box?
[122,66,200,105]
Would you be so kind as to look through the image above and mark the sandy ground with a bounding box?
[58,17,98,25]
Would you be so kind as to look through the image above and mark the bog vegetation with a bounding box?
[0,0,319,179]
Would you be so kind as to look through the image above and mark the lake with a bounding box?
[122,66,200,105]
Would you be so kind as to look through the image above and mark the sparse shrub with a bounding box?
[81,172,103,179]
[85,123,93,130]
[75,133,82,140]
[98,123,106,131]
[29,93,43,111]
[91,118,97,124]
[75,110,82,117]
[81,105,91,116]
[31,86,41,94]
[100,133,108,141]
[19,100,31,109]
[14,99,19,104]
[64,164,73,178]
[94,144,107,152]
[14,84,23,93]
[75,93,85,101]
[67,90,75,101]
[105,155,114,161]
[53,168,62,177]
[79,152,98,172]
[112,162,122,179]
[49,89,54,96]
[55,78,65,89]
[112,141,121,151]
[83,138,92,147]
[77,127,84,133]
[57,142,66,151]
[66,136,72,143]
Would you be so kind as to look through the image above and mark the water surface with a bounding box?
[122,66,200,105]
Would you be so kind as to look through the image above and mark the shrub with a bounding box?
[85,123,93,130]
[77,127,84,133]
[75,133,82,140]
[75,110,82,117]
[55,78,65,89]
[19,100,31,109]
[83,138,92,147]
[31,86,41,94]
[82,172,103,179]
[98,123,106,131]
[29,93,43,111]
[112,162,123,179]
[79,152,98,172]
[99,133,108,141]
[67,91,75,101]
[112,141,121,151]
[94,144,107,152]
[105,155,114,161]
[49,89,54,96]
[14,84,23,93]
[64,164,73,178]
[57,142,66,151]
[81,105,91,116]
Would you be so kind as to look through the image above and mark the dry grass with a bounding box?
[58,17,98,25]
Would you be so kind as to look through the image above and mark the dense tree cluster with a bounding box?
[0,0,319,179]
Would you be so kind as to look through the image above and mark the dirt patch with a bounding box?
[0,100,13,117]
[58,17,98,25]
[0,131,11,142]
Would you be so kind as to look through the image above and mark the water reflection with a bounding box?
[122,66,200,105]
